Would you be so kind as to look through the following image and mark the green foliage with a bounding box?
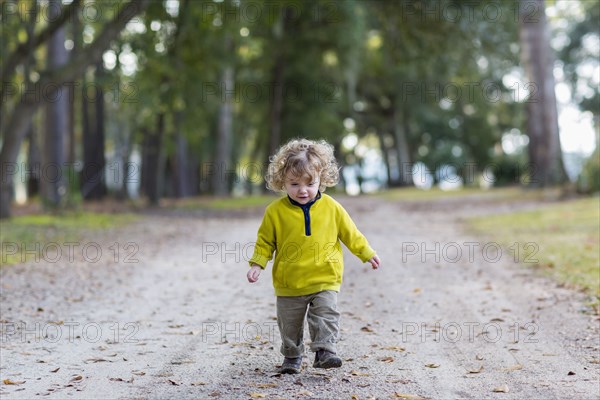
[356,0,525,179]
[5,0,595,206]
[558,0,600,118]
[489,153,528,187]
[577,150,600,194]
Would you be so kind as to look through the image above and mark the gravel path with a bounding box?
[1,194,598,399]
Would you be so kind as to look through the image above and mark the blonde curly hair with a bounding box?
[266,138,340,193]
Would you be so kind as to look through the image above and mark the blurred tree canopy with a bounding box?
[1,0,597,218]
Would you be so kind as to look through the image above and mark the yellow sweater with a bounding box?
[249,192,376,296]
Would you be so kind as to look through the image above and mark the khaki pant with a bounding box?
[276,290,340,358]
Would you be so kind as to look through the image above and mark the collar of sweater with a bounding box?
[287,191,322,209]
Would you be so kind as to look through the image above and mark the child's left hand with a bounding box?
[368,255,381,269]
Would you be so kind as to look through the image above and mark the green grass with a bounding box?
[468,197,600,304]
[0,212,138,266]
[376,186,562,202]
[174,194,278,210]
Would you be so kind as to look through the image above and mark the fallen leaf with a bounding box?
[413,288,421,294]
[85,358,111,363]
[255,383,278,388]
[171,359,195,365]
[468,365,483,374]
[296,390,314,397]
[502,364,522,372]
[50,368,60,373]
[109,377,134,383]
[379,356,394,363]
[168,379,181,385]
[191,381,207,386]
[567,371,576,376]
[131,371,146,376]
[490,318,504,322]
[388,379,411,384]
[70,375,83,382]
[475,354,484,361]
[393,393,425,399]
[425,363,440,368]
[360,326,374,333]
[382,346,405,352]
[249,393,266,398]
[3,379,25,385]
[351,395,359,399]
[492,384,509,393]
[350,370,370,376]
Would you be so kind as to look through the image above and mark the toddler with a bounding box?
[247,138,380,374]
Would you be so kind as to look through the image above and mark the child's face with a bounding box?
[284,173,320,204]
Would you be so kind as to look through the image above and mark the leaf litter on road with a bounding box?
[492,384,509,393]
[467,365,484,374]
[3,379,26,385]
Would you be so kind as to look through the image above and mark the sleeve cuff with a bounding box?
[359,248,376,263]
[249,255,269,269]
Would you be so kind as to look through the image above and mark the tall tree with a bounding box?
[519,0,567,186]
[81,61,107,200]
[140,113,164,205]
[43,0,69,208]
[213,63,234,196]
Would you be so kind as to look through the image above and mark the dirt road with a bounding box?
[1,194,598,399]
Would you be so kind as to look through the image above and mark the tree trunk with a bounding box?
[393,103,413,186]
[265,6,293,181]
[377,131,392,188]
[24,2,40,199]
[519,0,567,186]
[173,111,191,198]
[68,5,82,167]
[82,62,107,199]
[141,113,164,205]
[213,64,234,196]
[267,55,285,163]
[43,0,69,208]
[26,125,41,198]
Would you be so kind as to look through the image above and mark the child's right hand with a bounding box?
[247,265,262,283]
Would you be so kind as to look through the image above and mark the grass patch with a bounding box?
[468,197,600,308]
[376,186,548,202]
[174,194,278,210]
[0,212,138,266]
